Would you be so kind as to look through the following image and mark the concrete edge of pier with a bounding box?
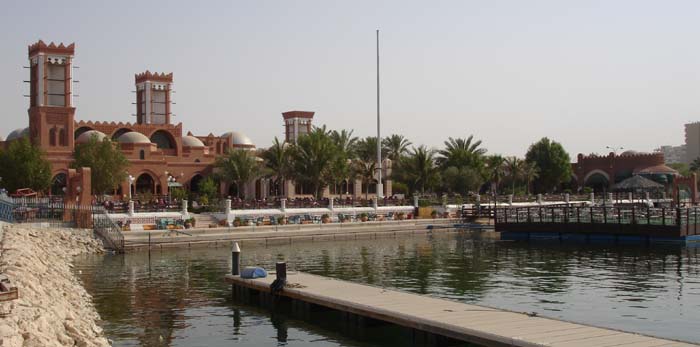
[121,218,495,252]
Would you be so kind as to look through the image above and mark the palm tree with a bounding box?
[395,146,439,194]
[522,161,540,196]
[382,134,412,163]
[485,155,506,195]
[330,129,358,158]
[437,135,486,169]
[288,127,337,199]
[215,149,262,199]
[504,156,523,195]
[261,137,289,197]
[691,157,700,172]
[354,136,389,163]
[353,160,376,199]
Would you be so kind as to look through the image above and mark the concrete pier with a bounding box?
[225,272,698,347]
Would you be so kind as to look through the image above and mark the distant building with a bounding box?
[654,145,685,164]
[572,151,677,192]
[685,122,700,163]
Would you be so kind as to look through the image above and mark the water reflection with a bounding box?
[75,232,700,346]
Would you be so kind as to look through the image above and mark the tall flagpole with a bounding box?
[376,29,384,199]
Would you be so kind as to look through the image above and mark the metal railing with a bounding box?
[92,207,125,253]
[494,205,700,236]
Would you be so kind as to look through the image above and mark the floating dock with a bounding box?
[225,272,697,347]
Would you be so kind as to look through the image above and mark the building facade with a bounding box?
[654,145,686,164]
[572,151,677,191]
[685,122,700,164]
[2,40,392,200]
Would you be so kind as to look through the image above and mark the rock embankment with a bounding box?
[0,225,110,347]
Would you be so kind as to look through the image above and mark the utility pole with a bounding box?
[376,29,384,199]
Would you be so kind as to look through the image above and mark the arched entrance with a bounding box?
[135,173,155,195]
[228,183,239,198]
[584,173,610,192]
[189,174,204,194]
[51,173,67,195]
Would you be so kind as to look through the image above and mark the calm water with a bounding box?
[74,232,700,346]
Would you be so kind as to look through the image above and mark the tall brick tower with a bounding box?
[282,111,314,143]
[27,40,76,152]
[135,71,173,125]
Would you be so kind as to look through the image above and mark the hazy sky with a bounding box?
[2,0,699,157]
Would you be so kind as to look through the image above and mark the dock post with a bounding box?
[590,192,595,204]
[276,262,287,281]
[564,193,570,205]
[329,198,334,211]
[182,199,189,218]
[536,194,542,205]
[225,199,232,220]
[628,192,633,203]
[128,200,135,216]
[508,194,513,206]
[232,242,241,276]
[281,198,287,212]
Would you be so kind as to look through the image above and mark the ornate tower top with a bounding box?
[28,40,75,57]
[282,111,314,143]
[134,71,174,125]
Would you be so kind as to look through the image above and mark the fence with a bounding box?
[0,195,125,252]
[494,205,700,236]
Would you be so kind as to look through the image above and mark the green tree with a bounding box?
[330,129,358,158]
[353,160,376,199]
[485,155,506,193]
[261,137,289,196]
[689,159,700,173]
[382,134,412,163]
[504,156,523,195]
[197,176,217,204]
[354,136,387,163]
[71,136,129,194]
[215,149,261,199]
[525,137,572,193]
[437,136,486,170]
[288,127,337,199]
[0,138,51,193]
[521,161,540,195]
[394,146,440,194]
[442,166,483,195]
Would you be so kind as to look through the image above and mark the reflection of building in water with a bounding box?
[3,40,392,199]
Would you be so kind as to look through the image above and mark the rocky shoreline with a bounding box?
[0,225,110,347]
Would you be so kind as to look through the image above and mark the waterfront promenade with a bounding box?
[121,218,468,251]
[226,272,698,347]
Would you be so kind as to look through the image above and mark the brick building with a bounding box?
[1,40,392,200]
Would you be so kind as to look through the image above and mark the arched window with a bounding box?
[49,128,57,146]
[58,128,67,146]
[111,128,132,141]
[139,150,145,160]
[135,173,155,194]
[150,130,175,149]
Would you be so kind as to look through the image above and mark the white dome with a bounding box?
[76,130,107,144]
[6,127,29,141]
[117,131,151,144]
[182,135,205,148]
[221,131,254,146]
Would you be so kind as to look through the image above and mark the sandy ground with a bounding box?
[0,225,110,347]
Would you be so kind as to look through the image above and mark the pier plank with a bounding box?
[225,272,698,347]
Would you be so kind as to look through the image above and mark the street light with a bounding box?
[606,146,624,156]
[127,174,135,201]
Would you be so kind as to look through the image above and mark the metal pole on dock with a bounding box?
[232,242,241,276]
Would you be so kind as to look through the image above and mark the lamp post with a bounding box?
[167,175,176,205]
[127,174,135,201]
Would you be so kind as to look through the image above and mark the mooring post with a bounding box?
[182,199,189,218]
[276,262,287,281]
[508,194,513,206]
[590,192,595,205]
[128,200,135,216]
[232,242,241,276]
[280,198,287,212]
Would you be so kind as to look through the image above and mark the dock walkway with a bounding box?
[225,272,697,347]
